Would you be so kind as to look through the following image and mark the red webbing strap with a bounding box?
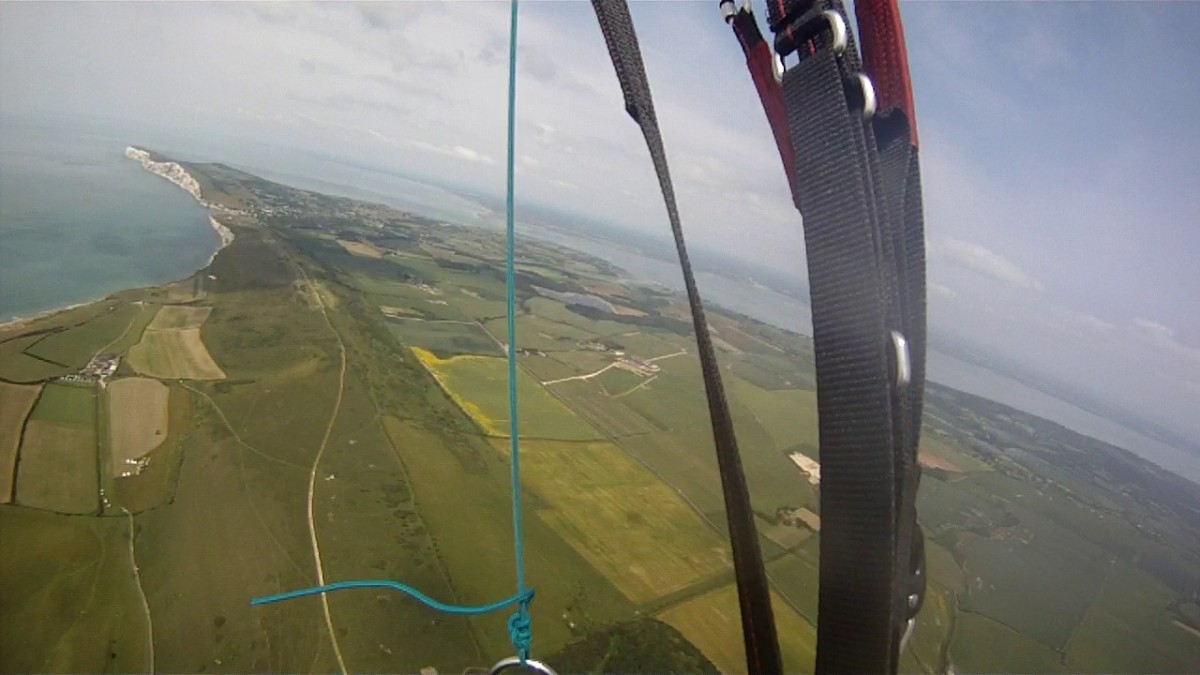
[728,6,799,201]
[855,0,919,148]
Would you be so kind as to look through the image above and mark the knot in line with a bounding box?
[508,594,534,663]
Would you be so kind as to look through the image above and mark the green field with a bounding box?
[24,303,144,367]
[551,379,657,438]
[18,383,99,514]
[412,348,603,441]
[0,382,41,503]
[16,421,98,514]
[659,585,816,674]
[507,438,730,604]
[385,317,502,357]
[27,381,96,425]
[0,509,149,673]
[593,366,644,395]
[384,419,634,658]
[0,334,73,382]
[958,526,1107,649]
[1064,563,1200,673]
[950,612,1066,673]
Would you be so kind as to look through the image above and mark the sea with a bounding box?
[0,117,218,322]
[2,118,1197,484]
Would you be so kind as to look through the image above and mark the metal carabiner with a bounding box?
[489,656,558,675]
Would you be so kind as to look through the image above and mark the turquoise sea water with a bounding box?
[0,118,217,322]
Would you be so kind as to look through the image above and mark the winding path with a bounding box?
[296,264,350,675]
[121,507,154,674]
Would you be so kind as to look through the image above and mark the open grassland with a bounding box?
[147,305,212,331]
[384,419,634,658]
[16,421,97,513]
[412,348,602,440]
[0,382,40,503]
[501,438,730,604]
[950,612,1066,674]
[658,585,816,674]
[1064,563,1200,673]
[108,377,170,473]
[129,327,225,380]
[305,367,483,673]
[24,303,144,367]
[386,317,502,357]
[0,508,150,673]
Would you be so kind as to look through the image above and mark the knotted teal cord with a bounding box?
[252,0,535,662]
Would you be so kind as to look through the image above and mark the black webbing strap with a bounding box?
[764,0,928,671]
[589,1,783,673]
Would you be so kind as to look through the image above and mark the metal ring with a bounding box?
[890,330,910,388]
[490,657,558,675]
[821,10,848,56]
[899,616,917,653]
[720,0,736,21]
[856,73,878,122]
[774,10,848,79]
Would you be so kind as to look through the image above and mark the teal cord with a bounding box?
[251,581,532,616]
[251,0,534,663]
[503,0,531,663]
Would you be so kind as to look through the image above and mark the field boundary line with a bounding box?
[646,349,686,363]
[542,362,616,385]
[121,507,154,674]
[611,375,657,399]
[296,264,350,675]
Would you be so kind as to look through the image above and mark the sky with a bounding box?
[2,1,1199,449]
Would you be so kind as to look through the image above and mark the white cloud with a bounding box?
[1134,317,1174,338]
[1132,318,1200,365]
[931,238,1045,292]
[452,145,494,165]
[929,283,957,299]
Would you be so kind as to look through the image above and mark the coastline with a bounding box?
[2,148,233,331]
[0,298,106,332]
